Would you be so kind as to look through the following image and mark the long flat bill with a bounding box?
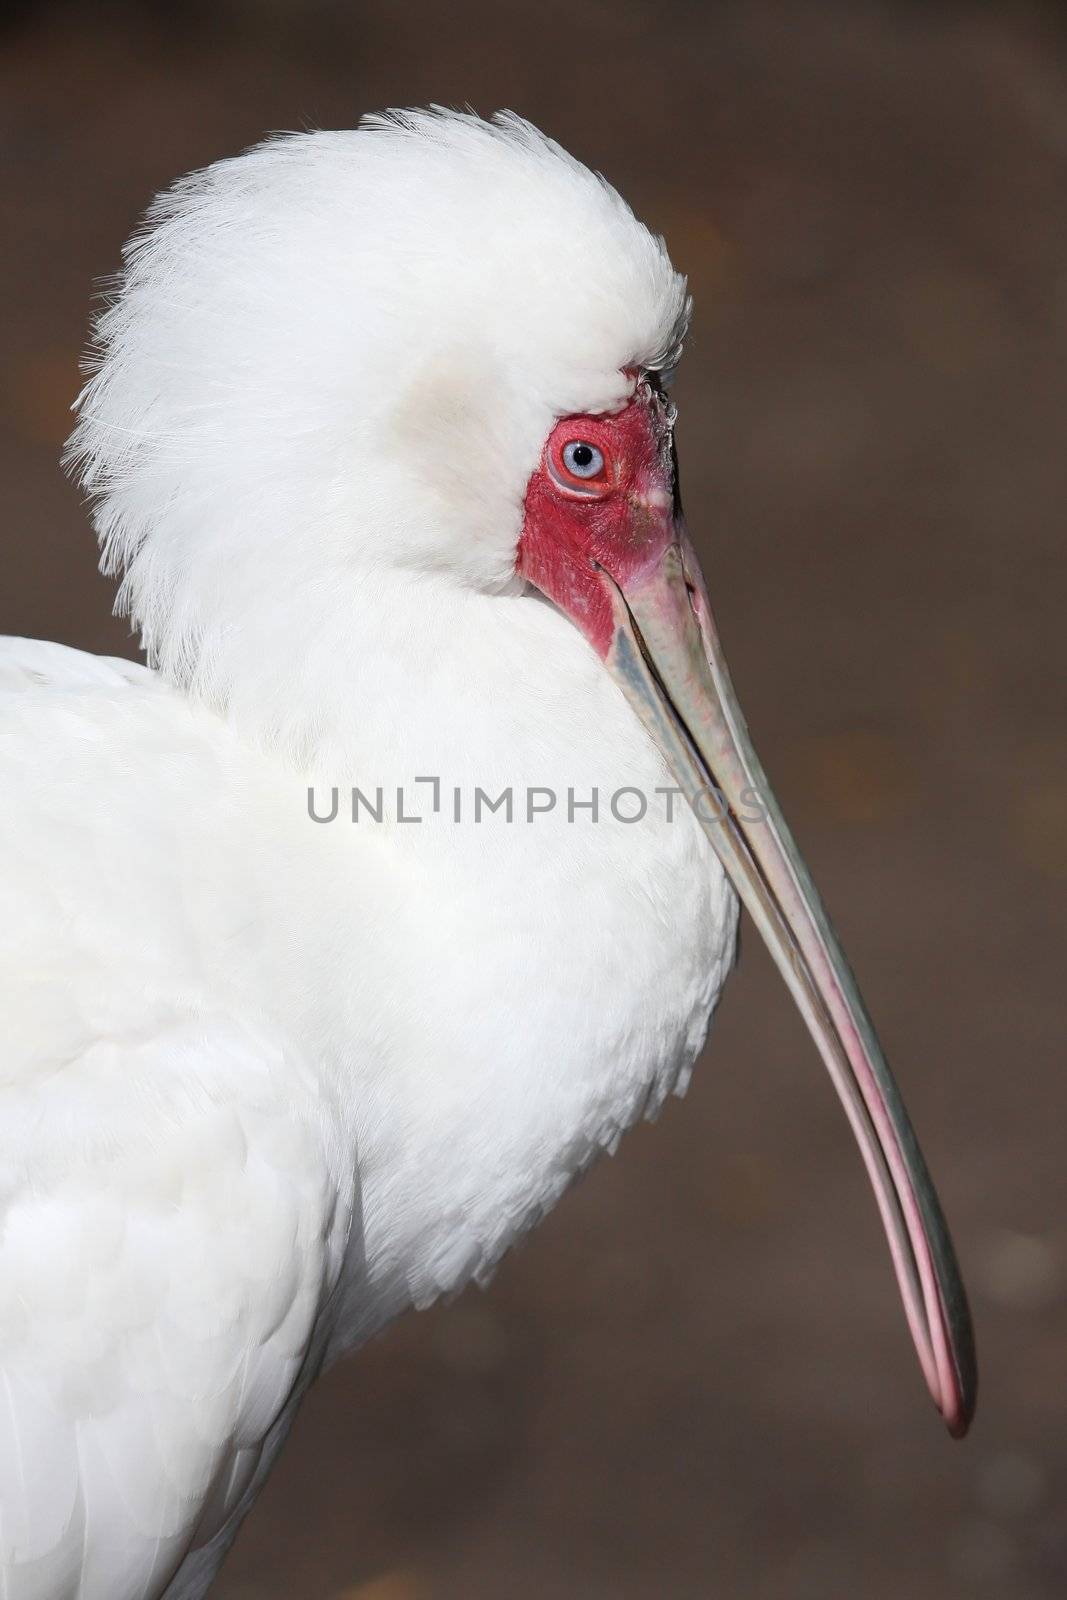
[597,536,976,1437]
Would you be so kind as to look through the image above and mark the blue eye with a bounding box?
[561,440,604,479]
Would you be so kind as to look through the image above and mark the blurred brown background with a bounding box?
[2,1,1065,1596]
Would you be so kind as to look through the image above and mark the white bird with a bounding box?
[0,110,974,1600]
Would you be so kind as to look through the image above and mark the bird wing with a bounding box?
[0,639,354,1600]
[0,635,156,692]
[0,1013,351,1600]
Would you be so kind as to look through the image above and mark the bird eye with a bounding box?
[561,440,605,480]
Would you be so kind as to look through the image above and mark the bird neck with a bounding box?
[191,569,662,818]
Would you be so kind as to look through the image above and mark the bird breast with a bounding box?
[287,587,740,1343]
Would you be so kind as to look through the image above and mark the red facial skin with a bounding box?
[517,386,678,658]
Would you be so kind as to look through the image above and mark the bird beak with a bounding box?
[594,523,976,1436]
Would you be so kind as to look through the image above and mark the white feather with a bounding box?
[3,111,732,1598]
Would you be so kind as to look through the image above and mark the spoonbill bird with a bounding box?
[1,109,974,1599]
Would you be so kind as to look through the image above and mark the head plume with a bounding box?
[67,108,689,707]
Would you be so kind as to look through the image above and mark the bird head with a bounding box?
[67,108,974,1436]
[68,110,686,677]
